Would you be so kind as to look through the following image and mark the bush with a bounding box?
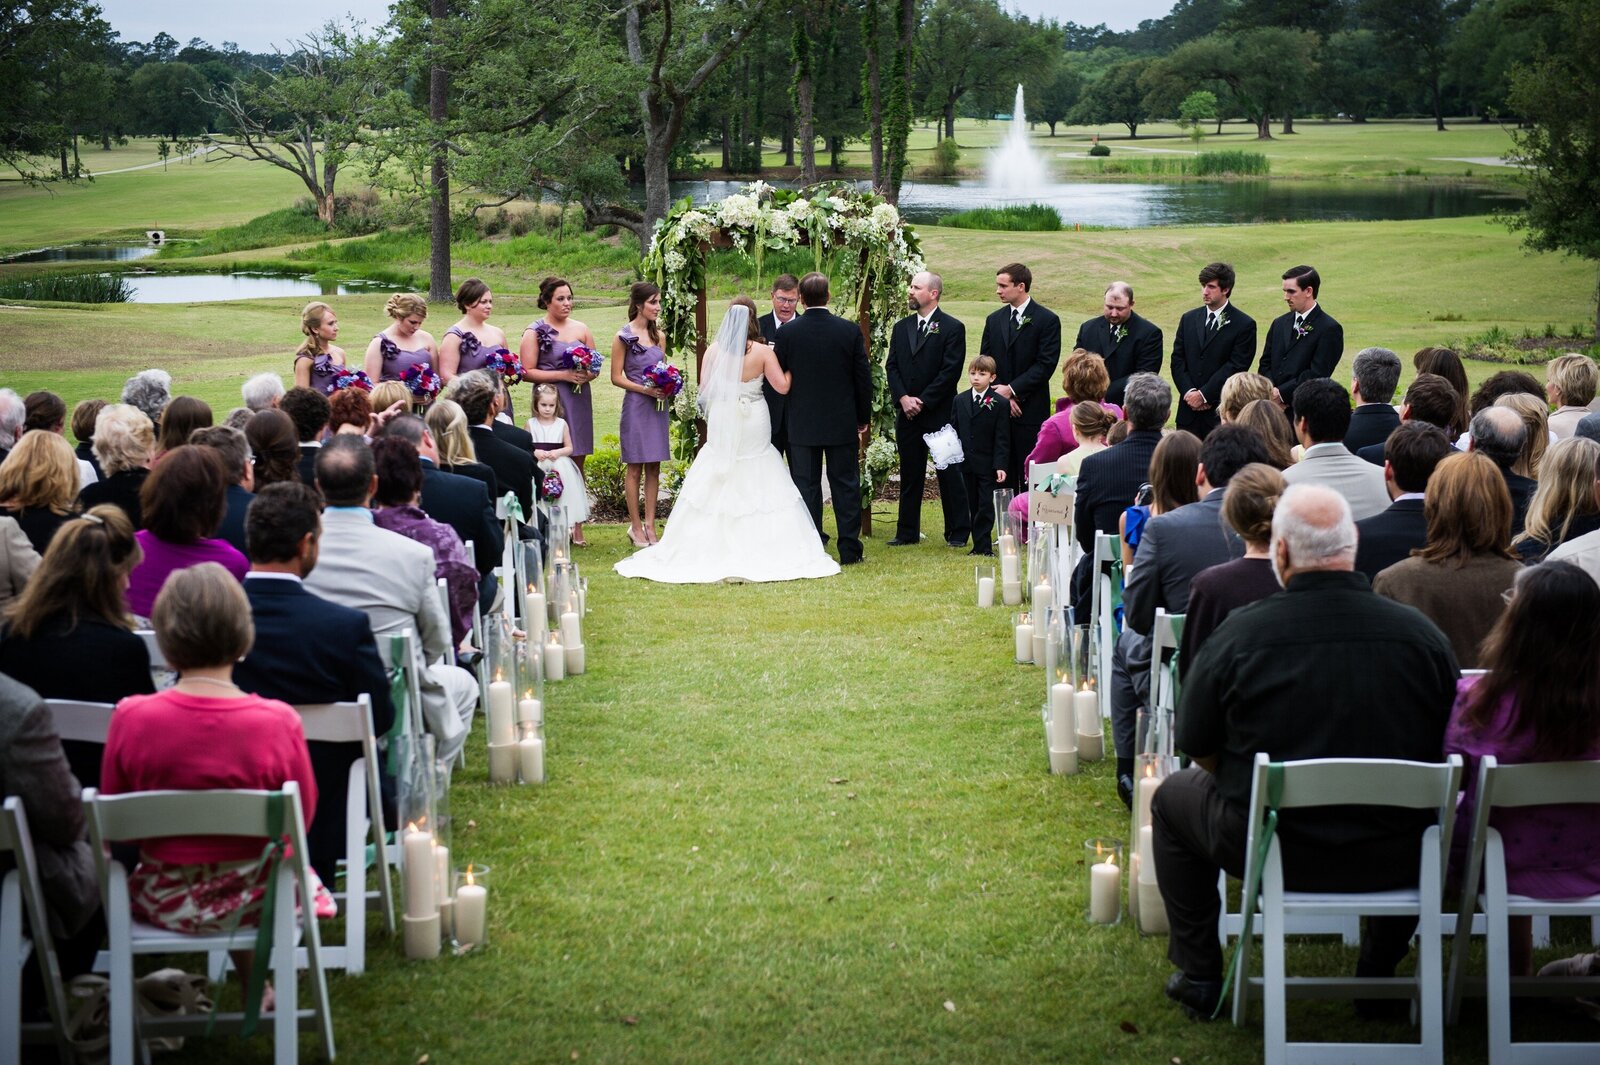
[0,272,131,302]
[935,204,1062,231]
[1189,151,1270,177]
[1088,143,1111,157]
[583,440,627,519]
[929,137,961,177]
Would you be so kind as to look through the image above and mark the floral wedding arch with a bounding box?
[640,181,924,526]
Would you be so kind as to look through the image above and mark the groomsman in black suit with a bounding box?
[886,271,970,548]
[757,274,800,455]
[775,272,874,565]
[1259,264,1345,410]
[979,262,1061,487]
[1170,262,1257,438]
[1073,281,1163,406]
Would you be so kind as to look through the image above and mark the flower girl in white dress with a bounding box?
[526,383,590,528]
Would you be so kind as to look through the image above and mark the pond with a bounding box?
[114,272,387,304]
[2,243,159,264]
[659,178,1519,228]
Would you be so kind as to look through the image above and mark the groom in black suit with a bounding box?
[886,270,969,547]
[775,272,874,564]
[1073,281,1163,406]
[757,274,801,455]
[1170,261,1258,438]
[1259,264,1345,411]
[979,262,1061,487]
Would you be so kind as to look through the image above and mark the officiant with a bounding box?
[886,271,970,548]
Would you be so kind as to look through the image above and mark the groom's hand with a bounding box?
[899,396,922,416]
[993,383,1014,400]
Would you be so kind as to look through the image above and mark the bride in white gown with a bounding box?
[614,299,841,583]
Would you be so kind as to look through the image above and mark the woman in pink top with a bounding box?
[102,563,319,1002]
[124,445,248,617]
[1009,351,1124,530]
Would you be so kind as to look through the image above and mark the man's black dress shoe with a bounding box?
[1116,773,1135,810]
[886,537,918,547]
[967,547,993,556]
[946,539,966,548]
[1165,972,1223,1021]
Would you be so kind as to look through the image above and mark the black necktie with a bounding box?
[1012,310,1022,331]
[1294,313,1304,333]
[1206,311,1218,333]
[917,318,928,338]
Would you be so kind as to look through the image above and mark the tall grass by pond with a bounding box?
[935,204,1063,231]
[0,272,131,303]
[1091,150,1272,177]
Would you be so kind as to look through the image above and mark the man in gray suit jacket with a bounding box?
[1282,378,1389,521]
[303,437,476,759]
[1111,426,1271,806]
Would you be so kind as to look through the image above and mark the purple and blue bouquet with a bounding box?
[562,344,604,392]
[643,359,685,411]
[331,368,374,392]
[541,470,564,500]
[400,362,442,400]
[484,349,525,385]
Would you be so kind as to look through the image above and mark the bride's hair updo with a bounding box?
[298,301,334,356]
[729,296,762,343]
[628,281,662,346]
[538,277,572,310]
[385,293,428,322]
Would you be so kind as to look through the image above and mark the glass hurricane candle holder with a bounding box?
[452,864,491,951]
[975,564,996,609]
[1012,610,1034,664]
[1084,838,1124,925]
[517,539,546,635]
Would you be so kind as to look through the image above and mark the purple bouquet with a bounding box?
[484,349,525,385]
[331,368,373,392]
[562,344,604,393]
[643,359,685,411]
[400,362,442,400]
[541,470,564,500]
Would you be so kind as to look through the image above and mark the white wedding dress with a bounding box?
[614,374,840,583]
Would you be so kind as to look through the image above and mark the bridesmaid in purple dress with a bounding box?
[363,293,439,401]
[520,276,599,545]
[441,277,517,415]
[292,302,350,395]
[612,282,671,547]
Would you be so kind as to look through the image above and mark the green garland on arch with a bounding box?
[641,180,924,459]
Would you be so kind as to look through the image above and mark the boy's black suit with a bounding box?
[952,387,1011,553]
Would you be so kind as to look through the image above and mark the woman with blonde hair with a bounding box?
[1179,462,1286,675]
[292,300,350,393]
[1062,402,1118,475]
[1374,451,1523,667]
[365,292,438,392]
[1546,352,1600,439]
[78,403,154,527]
[0,430,79,552]
[420,397,495,504]
[1495,392,1550,479]
[1219,372,1274,423]
[1514,436,1600,562]
[1235,398,1298,469]
[370,379,413,416]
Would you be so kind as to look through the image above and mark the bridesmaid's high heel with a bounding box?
[628,527,649,548]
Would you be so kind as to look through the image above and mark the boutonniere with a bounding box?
[1217,311,1231,329]
[926,320,940,335]
[1294,321,1313,340]
[979,394,996,410]
[1019,316,1033,328]
[1110,324,1128,345]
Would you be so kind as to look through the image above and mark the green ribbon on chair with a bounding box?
[384,634,410,777]
[1167,614,1188,706]
[1213,761,1284,1020]
[240,791,287,1038]
[1044,473,1074,497]
[501,491,524,527]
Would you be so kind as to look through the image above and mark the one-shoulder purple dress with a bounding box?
[618,326,670,465]
[529,320,594,457]
[298,352,344,396]
[448,326,516,419]
[373,334,434,384]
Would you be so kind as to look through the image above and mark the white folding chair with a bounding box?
[1143,610,1184,762]
[0,798,72,1064]
[1230,753,1463,1065]
[374,628,427,744]
[85,781,335,1065]
[296,696,394,974]
[1445,756,1600,1063]
[133,630,175,691]
[1089,532,1121,723]
[43,699,115,745]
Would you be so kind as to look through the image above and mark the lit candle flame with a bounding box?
[466,864,476,886]
[1106,852,1117,869]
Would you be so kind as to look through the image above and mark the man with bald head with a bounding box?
[1073,281,1163,407]
[1152,484,1458,1020]
[1468,406,1535,537]
[885,270,970,547]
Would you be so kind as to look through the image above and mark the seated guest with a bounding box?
[0,673,103,1007]
[101,563,323,997]
[458,370,535,517]
[370,380,412,418]
[426,398,499,499]
[153,396,212,461]
[1357,373,1461,467]
[1495,392,1549,479]
[1177,462,1286,677]
[1445,562,1600,977]
[1061,402,1117,476]
[1547,353,1599,440]
[1465,370,1544,449]
[0,430,80,552]
[232,482,397,887]
[1514,437,1600,563]
[1374,452,1522,669]
[1120,430,1200,571]
[1468,406,1535,537]
[1154,484,1458,1019]
[0,506,153,785]
[242,371,285,413]
[1412,346,1471,440]
[1235,399,1298,469]
[78,403,154,527]
[281,386,331,486]
[1283,378,1389,520]
[328,387,374,437]
[0,388,23,460]
[1114,426,1269,803]
[70,399,106,481]
[303,436,475,758]
[223,408,254,431]
[190,425,255,555]
[125,445,249,618]
[1217,372,1274,425]
[0,515,38,609]
[1028,351,1124,464]
[382,414,502,609]
[245,409,301,492]
[1343,347,1403,453]
[22,390,95,488]
[371,436,478,648]
[1354,422,1453,582]
[1577,411,1600,444]
[118,369,171,425]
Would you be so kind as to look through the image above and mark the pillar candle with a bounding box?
[454,871,487,947]
[517,696,542,726]
[1014,621,1034,662]
[1089,855,1121,924]
[1000,553,1020,584]
[438,898,454,939]
[1136,767,1161,829]
[1076,729,1104,762]
[1033,579,1052,612]
[1074,687,1101,737]
[560,610,581,647]
[486,680,515,746]
[1049,683,1074,748]
[1048,745,1078,775]
[402,825,436,919]
[543,634,565,682]
[977,576,995,608]
[1002,579,1022,606]
[1032,630,1046,669]
[487,742,517,784]
[402,912,441,959]
[565,643,585,676]
[998,532,1017,557]
[433,843,450,905]
[519,734,545,784]
[1139,824,1157,879]
[526,590,546,633]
